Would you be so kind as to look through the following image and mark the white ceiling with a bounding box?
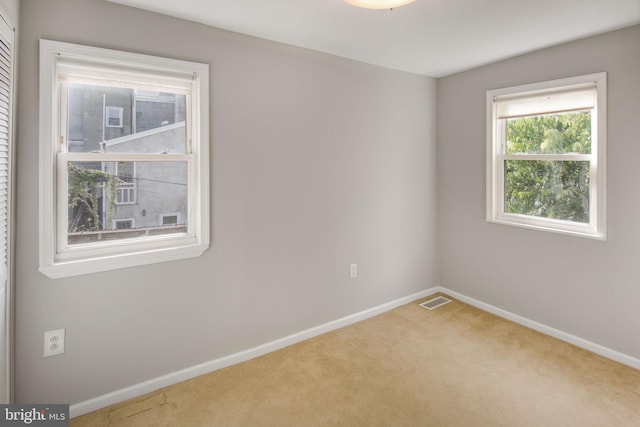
[106,0,640,77]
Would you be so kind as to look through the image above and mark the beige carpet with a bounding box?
[71,294,640,426]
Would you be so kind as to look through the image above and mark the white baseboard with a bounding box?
[438,287,640,371]
[70,287,439,418]
[71,285,640,418]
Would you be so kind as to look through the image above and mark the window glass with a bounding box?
[68,83,188,154]
[67,161,188,245]
[505,112,591,155]
[504,160,590,223]
[161,215,178,226]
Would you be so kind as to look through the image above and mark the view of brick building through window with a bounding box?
[67,84,189,244]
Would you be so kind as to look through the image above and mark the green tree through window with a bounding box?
[504,112,591,223]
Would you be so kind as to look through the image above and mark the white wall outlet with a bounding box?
[44,328,65,357]
[349,263,357,279]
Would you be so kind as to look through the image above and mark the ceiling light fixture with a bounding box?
[344,0,416,9]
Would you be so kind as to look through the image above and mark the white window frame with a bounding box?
[486,73,606,240]
[39,40,210,278]
[105,106,123,128]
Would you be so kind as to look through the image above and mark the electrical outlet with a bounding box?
[349,263,357,279]
[44,328,65,357]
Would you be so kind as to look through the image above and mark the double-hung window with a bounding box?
[39,40,210,278]
[114,161,136,205]
[105,106,123,128]
[486,73,606,239]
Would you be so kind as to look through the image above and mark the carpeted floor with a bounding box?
[71,294,640,426]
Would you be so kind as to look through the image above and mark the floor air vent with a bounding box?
[419,296,452,310]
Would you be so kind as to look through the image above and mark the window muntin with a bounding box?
[486,73,606,239]
[39,40,210,278]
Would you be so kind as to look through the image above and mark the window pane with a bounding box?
[114,220,133,230]
[505,160,590,223]
[505,111,591,155]
[162,215,178,225]
[105,106,123,128]
[67,161,188,245]
[67,83,187,154]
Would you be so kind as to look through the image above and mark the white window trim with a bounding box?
[486,73,607,240]
[39,40,210,279]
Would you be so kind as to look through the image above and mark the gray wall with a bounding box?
[0,0,18,25]
[438,25,640,358]
[16,0,437,403]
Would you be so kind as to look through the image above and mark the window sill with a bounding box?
[487,215,606,241]
[39,242,209,279]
